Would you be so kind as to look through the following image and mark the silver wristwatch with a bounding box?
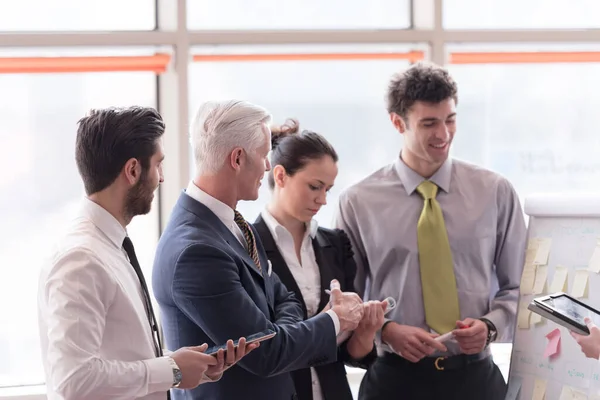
[166,356,182,388]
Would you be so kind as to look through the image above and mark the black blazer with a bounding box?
[254,215,377,400]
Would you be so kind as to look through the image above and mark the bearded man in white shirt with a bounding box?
[37,106,257,400]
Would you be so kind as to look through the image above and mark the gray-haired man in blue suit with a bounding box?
[152,100,368,400]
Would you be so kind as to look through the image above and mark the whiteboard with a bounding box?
[506,194,600,400]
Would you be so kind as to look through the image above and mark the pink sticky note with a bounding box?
[543,328,561,358]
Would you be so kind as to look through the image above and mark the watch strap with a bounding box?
[166,356,182,388]
[479,317,498,345]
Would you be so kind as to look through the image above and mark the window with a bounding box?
[444,0,600,29]
[0,0,155,31]
[188,44,424,227]
[0,49,158,387]
[447,44,600,201]
[187,0,411,30]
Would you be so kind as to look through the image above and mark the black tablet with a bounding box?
[206,329,276,356]
[531,292,600,335]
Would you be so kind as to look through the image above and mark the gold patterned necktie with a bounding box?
[234,210,262,271]
[416,180,460,334]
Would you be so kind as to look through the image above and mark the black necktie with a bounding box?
[123,237,172,399]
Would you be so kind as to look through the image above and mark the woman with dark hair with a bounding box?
[253,119,386,400]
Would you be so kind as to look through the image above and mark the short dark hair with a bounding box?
[268,118,338,189]
[75,106,165,195]
[386,62,458,120]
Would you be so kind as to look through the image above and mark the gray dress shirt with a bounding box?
[334,156,526,355]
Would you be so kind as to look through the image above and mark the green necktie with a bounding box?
[416,180,460,334]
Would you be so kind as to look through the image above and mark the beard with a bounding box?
[124,171,155,219]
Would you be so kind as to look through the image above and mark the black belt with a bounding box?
[381,351,490,371]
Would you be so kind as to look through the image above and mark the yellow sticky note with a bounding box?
[525,246,538,265]
[528,238,540,250]
[589,242,600,273]
[533,265,548,295]
[571,270,589,299]
[518,307,531,329]
[534,238,552,265]
[532,378,547,400]
[574,389,588,400]
[531,312,545,326]
[520,264,536,295]
[550,266,568,293]
[559,385,588,400]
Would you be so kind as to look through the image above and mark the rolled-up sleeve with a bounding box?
[483,179,527,341]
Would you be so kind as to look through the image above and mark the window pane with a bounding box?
[0,50,157,387]
[448,44,600,201]
[187,0,411,30]
[444,0,600,29]
[189,45,423,226]
[0,0,155,31]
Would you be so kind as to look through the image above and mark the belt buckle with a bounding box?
[434,356,446,371]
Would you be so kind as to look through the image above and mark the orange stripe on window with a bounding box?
[0,53,171,74]
[192,51,425,63]
[449,51,600,64]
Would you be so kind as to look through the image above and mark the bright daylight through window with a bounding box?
[3,0,600,398]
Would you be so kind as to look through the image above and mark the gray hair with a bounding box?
[190,100,272,175]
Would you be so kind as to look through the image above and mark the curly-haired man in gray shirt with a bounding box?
[334,62,526,400]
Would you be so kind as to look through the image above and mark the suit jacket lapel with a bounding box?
[254,216,308,319]
[225,227,265,279]
[178,192,264,280]
[314,229,336,313]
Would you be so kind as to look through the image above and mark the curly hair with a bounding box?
[386,62,458,120]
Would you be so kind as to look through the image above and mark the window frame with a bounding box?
[2,0,599,397]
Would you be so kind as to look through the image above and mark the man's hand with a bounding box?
[319,302,332,314]
[170,344,218,389]
[329,279,364,332]
[571,317,600,360]
[355,300,387,336]
[205,337,261,380]
[453,318,488,354]
[382,322,447,363]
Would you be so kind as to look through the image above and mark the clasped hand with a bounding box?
[355,300,388,335]
[328,279,387,333]
[383,318,489,363]
[329,279,363,331]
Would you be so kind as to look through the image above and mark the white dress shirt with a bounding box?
[260,209,326,400]
[185,181,246,247]
[38,198,173,400]
[184,181,340,337]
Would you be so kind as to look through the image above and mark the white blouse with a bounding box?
[260,209,325,400]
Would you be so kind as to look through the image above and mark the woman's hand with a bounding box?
[571,317,600,360]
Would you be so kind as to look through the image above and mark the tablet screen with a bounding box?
[541,295,600,327]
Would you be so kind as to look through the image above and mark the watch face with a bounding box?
[487,325,497,342]
[174,369,182,385]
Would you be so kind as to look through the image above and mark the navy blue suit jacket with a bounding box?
[152,192,338,400]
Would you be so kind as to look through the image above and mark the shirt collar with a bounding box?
[80,197,127,249]
[185,181,235,227]
[393,152,453,195]
[261,208,318,242]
